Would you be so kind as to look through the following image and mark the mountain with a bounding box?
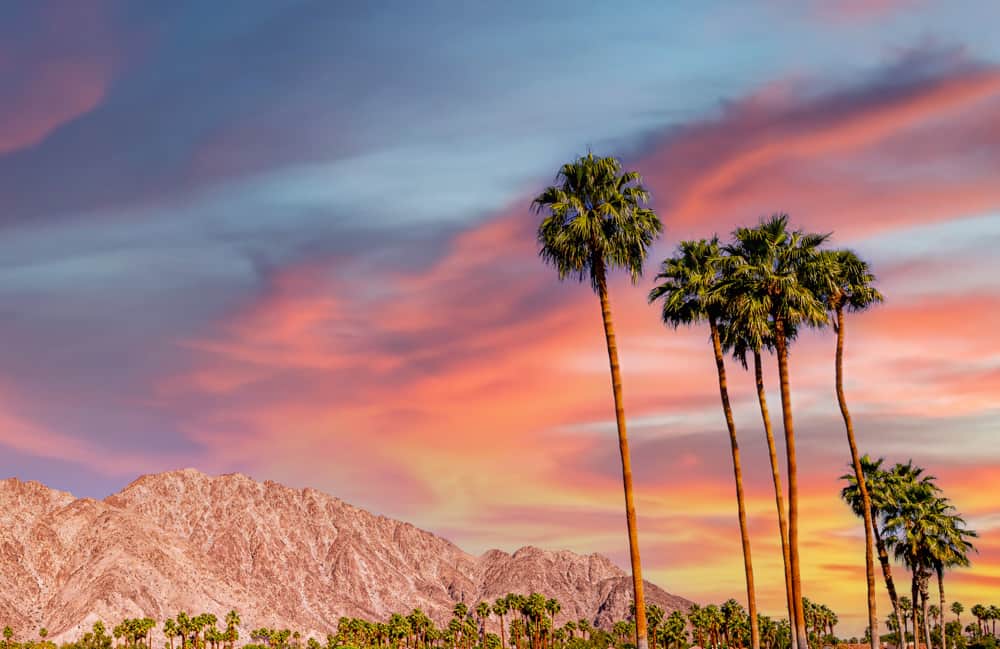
[0,469,692,640]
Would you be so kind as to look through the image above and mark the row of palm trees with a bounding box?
[0,595,841,649]
[531,153,977,649]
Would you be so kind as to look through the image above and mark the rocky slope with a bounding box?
[0,469,691,640]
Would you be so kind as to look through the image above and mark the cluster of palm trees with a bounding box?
[841,458,976,649]
[967,604,1000,639]
[532,152,978,649]
[111,620,156,649]
[685,598,836,649]
[161,612,240,649]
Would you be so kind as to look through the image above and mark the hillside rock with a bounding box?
[0,469,692,641]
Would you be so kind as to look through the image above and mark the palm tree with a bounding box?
[533,152,662,649]
[663,612,687,649]
[815,249,883,649]
[951,603,963,628]
[970,605,986,637]
[687,605,706,649]
[932,519,976,649]
[722,214,830,649]
[841,456,907,645]
[224,611,240,649]
[577,620,591,643]
[649,237,759,649]
[885,480,947,649]
[545,600,560,649]
[721,262,798,649]
[900,598,913,644]
[494,598,512,649]
[646,605,664,649]
[476,603,492,649]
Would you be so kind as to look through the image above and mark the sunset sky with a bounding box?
[3,0,1000,636]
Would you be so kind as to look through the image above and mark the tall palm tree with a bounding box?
[814,249,883,649]
[533,152,662,649]
[722,269,798,649]
[649,238,759,649]
[722,214,831,649]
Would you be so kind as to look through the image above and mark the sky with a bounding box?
[2,0,1000,636]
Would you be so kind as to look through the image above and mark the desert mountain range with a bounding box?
[0,469,692,641]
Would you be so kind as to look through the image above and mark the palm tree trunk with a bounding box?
[936,566,946,649]
[709,318,759,649]
[596,266,648,649]
[834,305,879,649]
[775,320,808,649]
[912,574,920,649]
[919,574,932,649]
[500,615,506,649]
[753,349,798,649]
[873,523,906,649]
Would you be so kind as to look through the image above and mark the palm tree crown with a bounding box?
[721,213,832,333]
[649,237,723,328]
[533,152,661,292]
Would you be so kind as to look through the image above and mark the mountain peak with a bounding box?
[1,470,691,641]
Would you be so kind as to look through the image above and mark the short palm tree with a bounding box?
[649,238,759,649]
[900,597,913,642]
[841,456,907,646]
[930,510,977,649]
[885,478,950,649]
[477,602,492,649]
[494,598,511,649]
[533,152,662,649]
[224,611,240,649]
[951,602,963,627]
[814,249,883,649]
[722,214,830,649]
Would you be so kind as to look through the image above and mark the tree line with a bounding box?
[0,593,841,649]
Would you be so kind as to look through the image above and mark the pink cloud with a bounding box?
[812,0,923,22]
[0,3,118,155]
[638,59,1000,240]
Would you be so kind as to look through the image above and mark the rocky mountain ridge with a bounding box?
[0,469,692,641]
